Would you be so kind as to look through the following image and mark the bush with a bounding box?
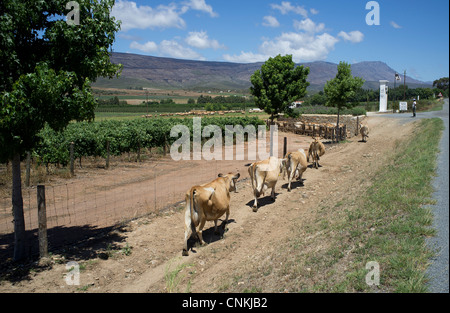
[294,105,366,116]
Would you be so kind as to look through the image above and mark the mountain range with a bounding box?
[94,52,430,91]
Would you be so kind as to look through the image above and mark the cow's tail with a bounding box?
[285,153,293,180]
[248,163,256,193]
[189,187,198,238]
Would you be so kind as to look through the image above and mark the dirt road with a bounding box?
[0,115,416,293]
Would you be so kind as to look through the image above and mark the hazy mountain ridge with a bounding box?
[95,52,430,90]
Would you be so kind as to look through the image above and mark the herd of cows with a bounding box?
[182,124,370,256]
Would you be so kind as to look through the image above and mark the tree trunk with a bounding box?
[12,152,27,261]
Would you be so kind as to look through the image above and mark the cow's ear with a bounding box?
[233,173,241,180]
[218,173,224,177]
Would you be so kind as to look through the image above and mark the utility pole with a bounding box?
[394,73,400,101]
[403,70,406,100]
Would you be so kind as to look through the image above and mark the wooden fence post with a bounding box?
[37,185,48,259]
[106,140,110,169]
[25,151,31,187]
[356,116,360,136]
[283,137,287,158]
[70,142,75,176]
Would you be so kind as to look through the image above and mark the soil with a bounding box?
[0,115,415,293]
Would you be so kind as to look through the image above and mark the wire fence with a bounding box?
[0,157,226,260]
[0,131,310,261]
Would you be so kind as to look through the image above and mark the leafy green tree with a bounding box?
[0,0,122,260]
[324,61,364,136]
[433,77,449,91]
[250,54,309,122]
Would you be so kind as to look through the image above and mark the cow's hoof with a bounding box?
[252,207,258,213]
[182,250,189,256]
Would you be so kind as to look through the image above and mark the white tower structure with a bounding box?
[379,80,389,112]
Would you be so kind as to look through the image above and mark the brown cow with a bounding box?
[182,173,240,256]
[284,149,308,191]
[307,137,326,169]
[248,156,285,212]
[360,125,369,142]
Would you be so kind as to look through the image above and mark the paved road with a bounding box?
[370,99,449,293]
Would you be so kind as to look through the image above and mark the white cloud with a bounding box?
[112,0,186,31]
[310,8,319,15]
[223,51,269,63]
[390,21,402,29]
[338,31,364,43]
[271,1,308,18]
[112,0,218,32]
[130,41,158,53]
[293,18,325,33]
[260,32,339,62]
[224,31,340,63]
[159,40,205,60]
[185,31,225,50]
[130,40,205,60]
[262,16,280,28]
[182,0,218,17]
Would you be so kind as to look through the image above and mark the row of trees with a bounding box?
[196,95,254,105]
[34,116,265,167]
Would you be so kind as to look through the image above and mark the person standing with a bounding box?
[412,99,417,117]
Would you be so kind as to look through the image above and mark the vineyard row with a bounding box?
[33,116,266,166]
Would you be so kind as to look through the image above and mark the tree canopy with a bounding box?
[324,61,365,112]
[250,54,309,121]
[0,0,122,260]
[0,0,122,161]
[324,61,364,141]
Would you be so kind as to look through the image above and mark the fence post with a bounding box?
[137,140,141,163]
[356,116,360,136]
[106,140,110,169]
[70,142,75,176]
[25,151,31,187]
[37,185,48,259]
[283,137,287,158]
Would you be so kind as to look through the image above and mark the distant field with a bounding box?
[94,111,269,121]
[93,87,250,105]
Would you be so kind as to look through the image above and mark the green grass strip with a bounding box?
[342,118,445,292]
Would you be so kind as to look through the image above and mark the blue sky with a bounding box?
[111,0,449,82]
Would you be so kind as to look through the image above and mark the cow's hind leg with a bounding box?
[182,228,191,256]
[183,208,194,256]
[287,167,294,192]
[197,219,207,246]
[214,220,219,235]
[252,190,259,212]
[222,209,230,232]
